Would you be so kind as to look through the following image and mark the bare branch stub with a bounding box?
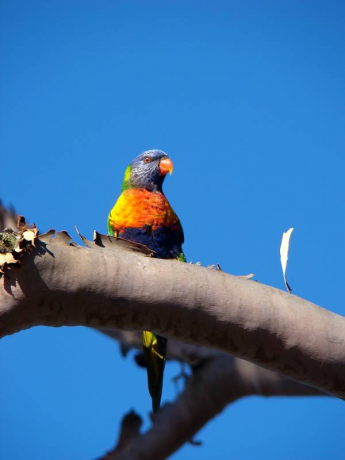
[98,410,143,460]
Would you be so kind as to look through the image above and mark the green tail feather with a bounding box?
[142,331,167,413]
[142,252,185,413]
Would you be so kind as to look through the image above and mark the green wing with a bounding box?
[178,252,187,262]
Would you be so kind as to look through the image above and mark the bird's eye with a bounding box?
[143,157,151,164]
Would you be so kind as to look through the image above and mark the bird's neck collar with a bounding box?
[121,165,164,193]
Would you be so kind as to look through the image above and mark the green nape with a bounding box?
[121,165,132,193]
[107,220,115,236]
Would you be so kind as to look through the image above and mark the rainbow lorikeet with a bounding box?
[108,150,185,413]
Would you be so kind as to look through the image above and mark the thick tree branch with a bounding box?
[1,229,344,400]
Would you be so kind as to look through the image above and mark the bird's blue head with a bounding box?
[121,149,173,192]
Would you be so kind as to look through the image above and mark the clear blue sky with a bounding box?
[1,1,344,459]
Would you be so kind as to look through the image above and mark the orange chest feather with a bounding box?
[109,189,179,230]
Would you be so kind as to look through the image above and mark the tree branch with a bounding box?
[1,228,344,400]
[98,331,324,459]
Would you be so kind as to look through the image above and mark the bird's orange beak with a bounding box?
[159,157,173,176]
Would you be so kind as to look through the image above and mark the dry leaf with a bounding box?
[22,228,38,247]
[280,227,294,294]
[22,230,35,242]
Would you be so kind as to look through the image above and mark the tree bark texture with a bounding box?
[1,229,344,400]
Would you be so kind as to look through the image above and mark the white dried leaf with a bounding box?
[22,230,35,242]
[22,228,38,246]
[280,228,294,294]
